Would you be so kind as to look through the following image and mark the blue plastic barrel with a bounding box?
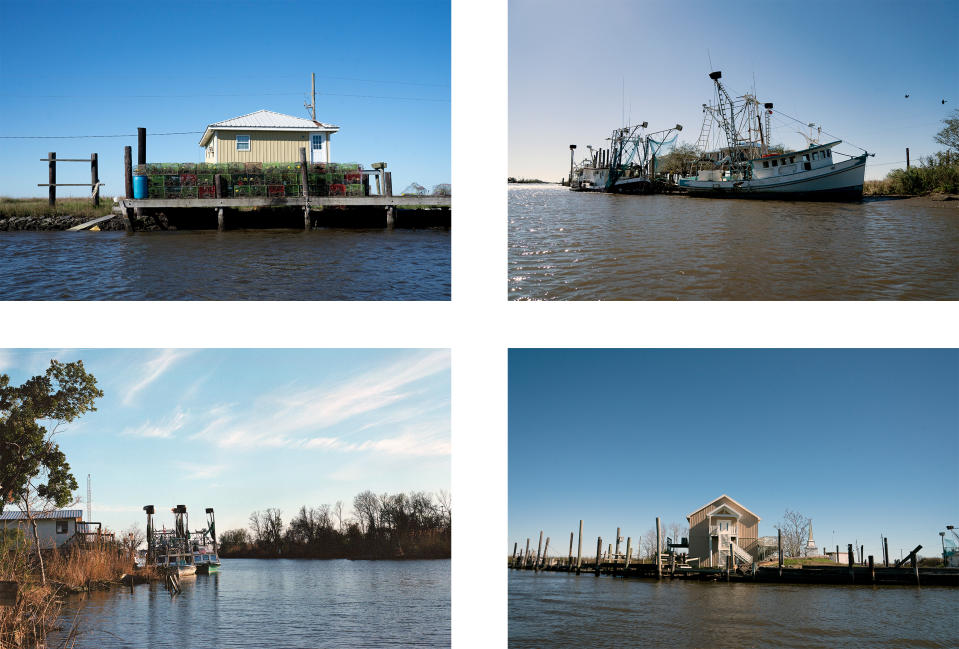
[133,175,148,199]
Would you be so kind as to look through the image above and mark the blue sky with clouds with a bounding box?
[509,349,959,561]
[0,0,449,197]
[510,0,959,181]
[1,348,449,535]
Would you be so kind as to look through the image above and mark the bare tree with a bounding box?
[333,501,345,532]
[353,490,379,536]
[775,509,811,558]
[639,528,658,560]
[122,523,145,558]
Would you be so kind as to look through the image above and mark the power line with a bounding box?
[0,131,203,139]
[0,91,449,102]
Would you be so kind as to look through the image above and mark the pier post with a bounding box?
[137,128,146,166]
[625,537,632,569]
[883,537,889,567]
[911,554,919,586]
[214,174,225,231]
[512,542,518,567]
[607,544,612,567]
[567,532,573,570]
[868,555,875,584]
[906,147,910,170]
[778,529,783,577]
[48,152,56,206]
[124,146,133,198]
[535,531,543,571]
[848,544,854,583]
[615,527,621,561]
[524,538,530,569]
[91,153,99,207]
[384,171,393,197]
[727,543,732,582]
[656,517,662,580]
[595,537,602,576]
[300,147,311,230]
[576,520,583,574]
[386,206,394,228]
[541,537,550,570]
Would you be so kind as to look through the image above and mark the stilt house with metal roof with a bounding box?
[199,109,339,164]
[0,509,83,549]
[686,494,760,568]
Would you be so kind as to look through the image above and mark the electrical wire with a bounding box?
[0,131,203,139]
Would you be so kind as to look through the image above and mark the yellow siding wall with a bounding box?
[214,131,312,163]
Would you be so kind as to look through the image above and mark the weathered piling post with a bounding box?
[868,555,875,584]
[535,531,543,571]
[836,545,840,564]
[567,532,574,569]
[625,537,632,569]
[371,162,386,195]
[847,544,855,583]
[727,542,733,582]
[656,517,662,579]
[90,153,99,207]
[595,537,602,576]
[576,520,583,574]
[299,147,311,229]
[214,174,225,230]
[911,553,919,586]
[524,538,530,569]
[778,529,783,578]
[607,544,612,568]
[615,527,621,562]
[569,144,576,184]
[542,537,550,570]
[906,147,910,170]
[124,146,133,199]
[384,171,394,227]
[883,537,889,567]
[48,152,56,206]
[512,542,518,566]
[137,128,146,166]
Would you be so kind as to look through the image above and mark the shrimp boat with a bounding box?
[570,122,684,194]
[142,504,207,577]
[192,508,221,574]
[679,71,870,200]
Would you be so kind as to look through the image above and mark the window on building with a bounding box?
[812,152,818,160]
[762,161,769,168]
[825,150,831,158]
[311,134,323,149]
[772,159,778,166]
[790,156,795,163]
[56,521,68,534]
[236,135,250,151]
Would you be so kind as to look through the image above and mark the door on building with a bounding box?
[310,133,325,163]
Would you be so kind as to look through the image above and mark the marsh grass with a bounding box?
[45,544,133,590]
[0,197,116,220]
[865,153,959,195]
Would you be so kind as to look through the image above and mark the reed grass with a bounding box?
[44,544,133,590]
[0,197,116,220]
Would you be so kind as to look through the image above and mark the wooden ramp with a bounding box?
[66,213,119,231]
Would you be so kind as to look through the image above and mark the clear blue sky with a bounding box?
[510,0,959,181]
[2,348,449,536]
[509,349,959,561]
[0,0,449,197]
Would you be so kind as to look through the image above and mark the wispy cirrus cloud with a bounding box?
[122,349,192,406]
[191,351,450,453]
[175,462,226,480]
[121,409,186,439]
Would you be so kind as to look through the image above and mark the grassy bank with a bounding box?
[0,197,115,220]
[0,542,135,647]
[864,154,959,196]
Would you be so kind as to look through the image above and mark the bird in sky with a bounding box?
[904,94,910,98]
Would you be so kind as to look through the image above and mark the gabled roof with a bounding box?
[199,110,338,145]
[0,509,83,521]
[686,494,760,522]
[707,503,741,518]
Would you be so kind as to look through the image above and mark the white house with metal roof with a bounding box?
[0,509,84,549]
[199,109,339,164]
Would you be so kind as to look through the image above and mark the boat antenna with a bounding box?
[707,48,713,72]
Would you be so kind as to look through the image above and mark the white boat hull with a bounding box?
[680,154,866,200]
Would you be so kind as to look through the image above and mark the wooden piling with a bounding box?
[595,537,602,576]
[868,555,875,584]
[386,206,395,228]
[384,171,393,197]
[576,520,583,574]
[91,153,99,207]
[124,146,133,198]
[48,152,56,206]
[512,542,518,567]
[524,538,530,568]
[778,529,783,577]
[567,532,574,570]
[615,527,621,561]
[625,537,632,569]
[906,147,910,170]
[299,147,310,229]
[542,537,550,570]
[535,531,543,571]
[137,128,146,166]
[911,554,919,586]
[883,537,889,567]
[656,517,662,579]
[848,544,855,583]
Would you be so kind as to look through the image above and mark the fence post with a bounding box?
[48,152,56,206]
[91,153,99,207]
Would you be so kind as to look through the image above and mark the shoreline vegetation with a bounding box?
[219,490,451,561]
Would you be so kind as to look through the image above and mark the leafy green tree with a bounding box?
[934,109,959,152]
[0,359,102,583]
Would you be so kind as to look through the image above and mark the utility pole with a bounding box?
[305,73,317,121]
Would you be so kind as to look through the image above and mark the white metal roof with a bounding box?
[0,509,83,521]
[199,110,338,146]
[686,494,760,522]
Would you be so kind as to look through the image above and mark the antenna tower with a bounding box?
[86,474,91,521]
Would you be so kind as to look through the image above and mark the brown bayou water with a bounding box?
[0,228,450,300]
[508,184,959,300]
[509,570,954,648]
[50,559,450,648]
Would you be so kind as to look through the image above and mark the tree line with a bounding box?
[219,489,451,560]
